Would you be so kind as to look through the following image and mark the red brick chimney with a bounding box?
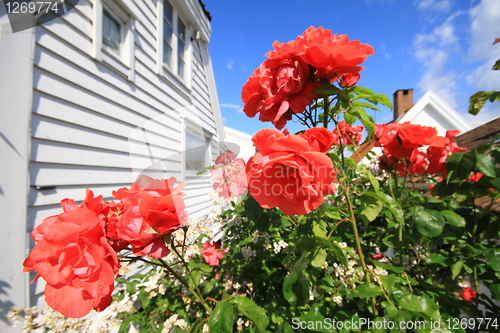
[393,89,414,121]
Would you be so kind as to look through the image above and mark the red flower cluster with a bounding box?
[246,127,337,215]
[201,241,225,267]
[332,120,364,146]
[242,26,374,129]
[211,150,248,200]
[374,123,466,176]
[111,176,188,259]
[23,176,188,318]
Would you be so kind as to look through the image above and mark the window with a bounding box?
[158,0,190,82]
[177,18,186,77]
[92,0,136,80]
[163,1,173,65]
[185,126,212,172]
[102,9,121,53]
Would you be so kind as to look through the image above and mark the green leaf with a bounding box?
[372,260,405,274]
[491,178,500,191]
[283,253,309,305]
[373,93,393,109]
[347,282,383,299]
[425,254,447,265]
[324,208,341,220]
[451,259,464,279]
[359,195,383,223]
[312,220,327,239]
[475,151,496,177]
[208,301,235,333]
[344,111,356,125]
[399,294,438,316]
[486,250,500,270]
[493,59,500,71]
[441,210,466,227]
[446,151,475,181]
[352,108,375,135]
[414,209,445,238]
[489,284,500,301]
[311,248,327,268]
[313,84,342,96]
[364,191,405,226]
[469,91,492,115]
[230,297,269,333]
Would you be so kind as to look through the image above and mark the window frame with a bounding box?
[182,119,213,177]
[156,0,192,87]
[92,0,136,81]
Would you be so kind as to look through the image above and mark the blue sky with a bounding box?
[203,0,500,136]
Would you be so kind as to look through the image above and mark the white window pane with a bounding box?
[163,19,173,45]
[177,58,184,77]
[164,0,173,24]
[163,42,172,65]
[177,19,185,41]
[103,10,121,53]
[186,131,207,171]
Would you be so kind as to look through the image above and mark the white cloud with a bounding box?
[226,58,234,70]
[220,103,243,113]
[412,17,460,108]
[465,0,500,92]
[416,0,452,12]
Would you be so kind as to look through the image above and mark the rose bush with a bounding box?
[15,28,500,333]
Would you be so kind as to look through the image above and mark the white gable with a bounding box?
[397,90,471,135]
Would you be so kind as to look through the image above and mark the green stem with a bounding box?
[170,242,212,314]
[339,172,378,315]
[323,97,330,128]
[128,256,212,314]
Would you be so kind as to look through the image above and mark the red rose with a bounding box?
[339,73,361,87]
[202,241,225,266]
[242,57,319,130]
[111,176,188,259]
[23,192,120,318]
[460,287,476,303]
[246,129,336,216]
[211,150,248,200]
[397,124,444,149]
[299,127,335,153]
[427,130,467,176]
[370,254,384,260]
[297,27,374,79]
[332,120,364,146]
[408,149,428,175]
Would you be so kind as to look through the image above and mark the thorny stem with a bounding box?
[170,240,212,314]
[124,255,213,314]
[339,175,378,315]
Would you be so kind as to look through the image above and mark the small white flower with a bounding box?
[332,296,343,306]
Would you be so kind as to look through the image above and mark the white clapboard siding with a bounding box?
[26,0,220,308]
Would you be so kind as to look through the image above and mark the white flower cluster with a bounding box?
[161,314,188,333]
[237,317,250,331]
[7,304,130,333]
[273,240,289,254]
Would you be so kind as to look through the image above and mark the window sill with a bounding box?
[101,47,132,80]
[161,63,191,97]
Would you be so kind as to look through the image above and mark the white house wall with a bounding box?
[408,106,450,136]
[26,0,221,308]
